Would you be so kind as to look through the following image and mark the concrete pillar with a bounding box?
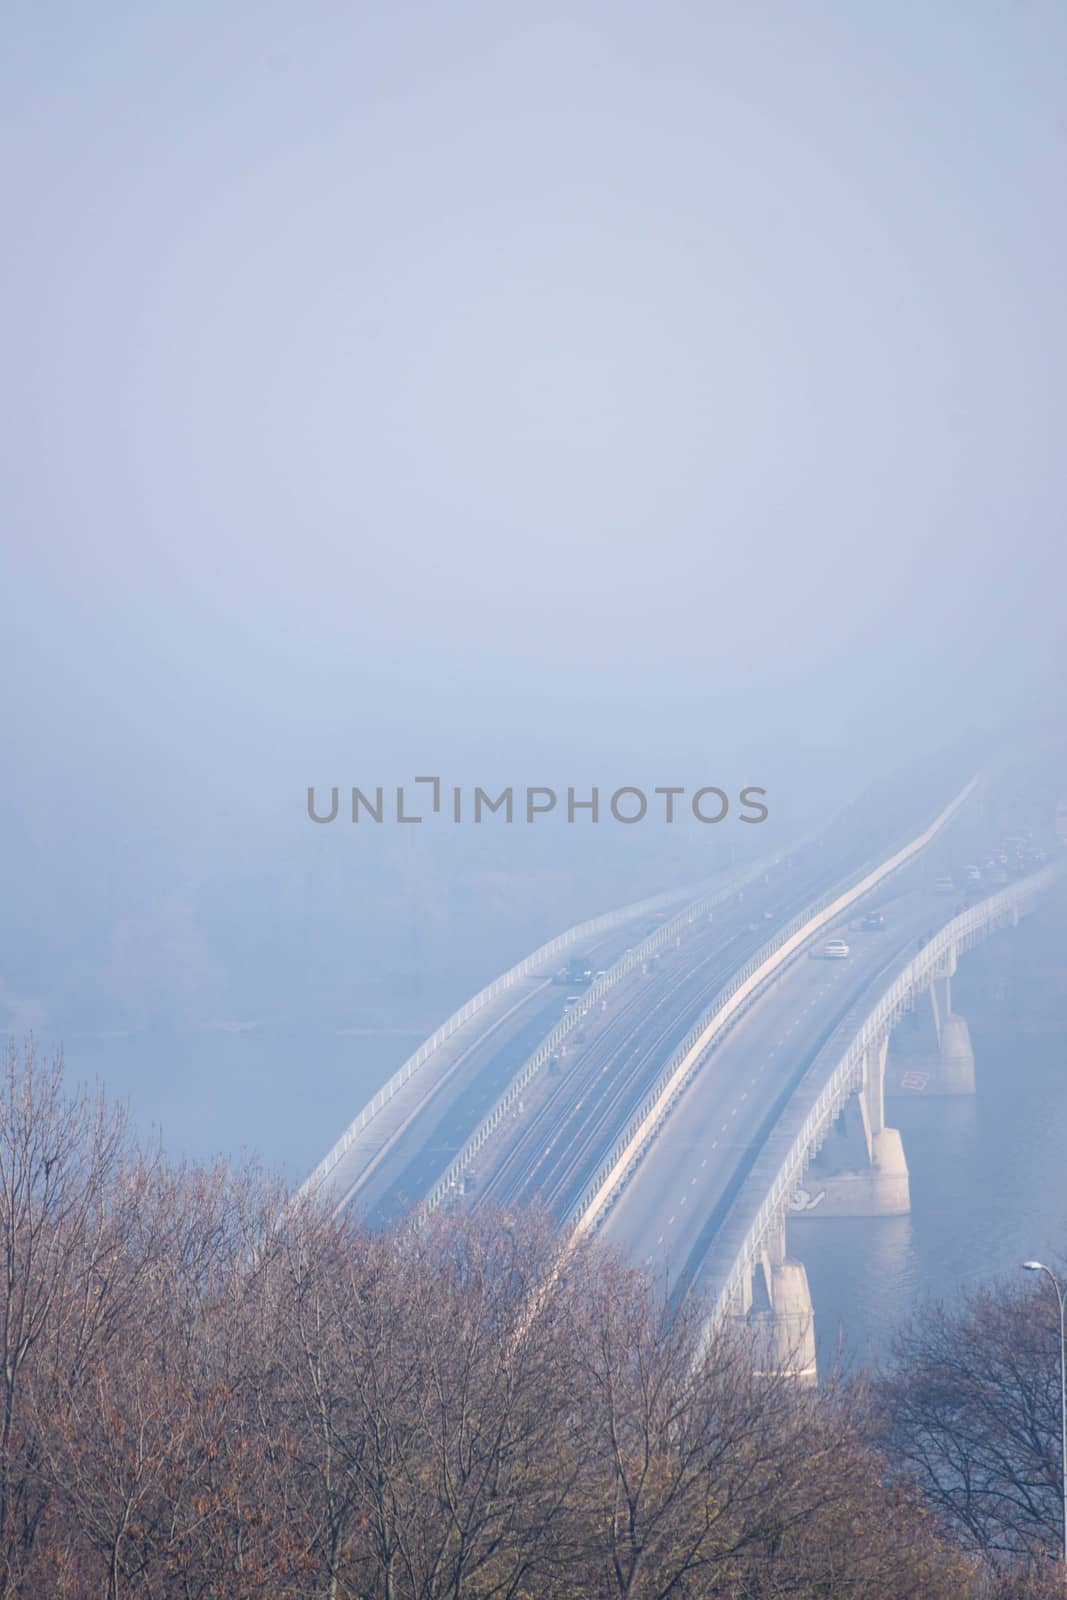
[767,1258,818,1386]
[885,988,939,1093]
[807,1117,911,1216]
[741,1219,818,1385]
[931,975,951,1036]
[886,984,976,1098]
[860,1038,887,1136]
[804,1042,910,1217]
[934,942,958,981]
[759,1213,786,1287]
[935,1012,976,1094]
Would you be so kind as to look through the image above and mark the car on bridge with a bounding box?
[821,939,850,960]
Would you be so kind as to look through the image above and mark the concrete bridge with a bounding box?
[303,786,972,1227]
[696,860,1063,1383]
[299,768,1062,1388]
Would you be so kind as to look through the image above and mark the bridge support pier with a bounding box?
[885,956,976,1096]
[737,1216,818,1385]
[934,1013,976,1094]
[801,1038,911,1217]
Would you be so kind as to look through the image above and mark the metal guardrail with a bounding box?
[565,779,981,1233]
[418,849,796,1215]
[710,858,1065,1322]
[299,869,757,1204]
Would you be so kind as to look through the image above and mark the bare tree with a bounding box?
[305,1207,585,1600]
[0,1042,1017,1599]
[560,1258,818,1600]
[267,1195,374,1600]
[0,1042,136,1597]
[876,1281,1066,1562]
[386,1209,587,1600]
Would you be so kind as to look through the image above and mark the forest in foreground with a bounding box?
[1,1042,1064,1600]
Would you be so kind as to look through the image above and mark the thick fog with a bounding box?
[3,2,1064,1176]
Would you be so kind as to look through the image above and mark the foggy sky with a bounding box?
[3,1,1065,1172]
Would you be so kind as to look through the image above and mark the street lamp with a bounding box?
[1022,1261,1067,1570]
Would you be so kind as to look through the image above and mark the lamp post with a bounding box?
[1022,1261,1067,1571]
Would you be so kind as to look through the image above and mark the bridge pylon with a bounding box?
[737,1214,818,1385]
[885,942,977,1096]
[801,1038,911,1216]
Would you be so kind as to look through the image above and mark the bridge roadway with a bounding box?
[360,868,817,1223]
[465,854,854,1216]
[594,865,971,1301]
[345,840,860,1224]
[312,769,989,1228]
[334,915,643,1223]
[460,793,993,1222]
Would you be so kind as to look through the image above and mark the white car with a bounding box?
[822,939,850,960]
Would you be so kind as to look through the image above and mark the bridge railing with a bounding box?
[418,850,796,1215]
[564,780,981,1232]
[299,867,763,1205]
[710,858,1064,1321]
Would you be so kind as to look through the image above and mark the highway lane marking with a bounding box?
[731,1106,738,1117]
[668,1215,675,1225]
[702,1157,707,1164]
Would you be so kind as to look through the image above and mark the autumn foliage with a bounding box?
[0,1043,1044,1597]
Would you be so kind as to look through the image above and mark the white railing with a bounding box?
[710,858,1065,1322]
